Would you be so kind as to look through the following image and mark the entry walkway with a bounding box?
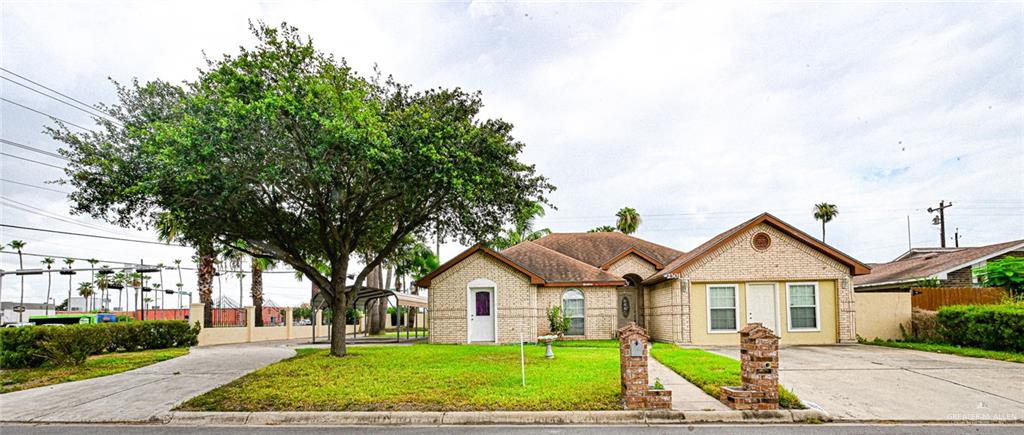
[0,342,296,423]
[647,357,730,411]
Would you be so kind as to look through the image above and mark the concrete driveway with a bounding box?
[0,342,296,423]
[706,344,1024,422]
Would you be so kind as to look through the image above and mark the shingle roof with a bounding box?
[646,212,871,284]
[853,239,1024,287]
[502,241,626,284]
[531,232,684,269]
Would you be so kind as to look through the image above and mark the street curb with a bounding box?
[156,408,832,426]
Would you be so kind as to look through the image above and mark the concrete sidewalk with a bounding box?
[647,357,729,411]
[0,342,296,423]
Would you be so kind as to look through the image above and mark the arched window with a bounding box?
[562,289,585,336]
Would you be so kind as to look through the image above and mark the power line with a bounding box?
[1,97,95,132]
[0,223,186,247]
[0,197,137,236]
[0,152,65,169]
[0,68,120,123]
[0,178,69,194]
[0,138,68,161]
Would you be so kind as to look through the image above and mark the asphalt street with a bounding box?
[1,425,1022,435]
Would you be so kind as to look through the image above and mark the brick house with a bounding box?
[853,239,1024,291]
[416,212,870,345]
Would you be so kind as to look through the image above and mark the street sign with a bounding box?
[12,305,26,313]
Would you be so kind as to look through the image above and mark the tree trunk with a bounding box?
[251,261,264,327]
[821,221,826,243]
[329,289,348,356]
[198,244,216,327]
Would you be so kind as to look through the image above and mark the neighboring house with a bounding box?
[417,212,870,346]
[849,239,1023,341]
[853,239,1024,291]
[1,301,55,325]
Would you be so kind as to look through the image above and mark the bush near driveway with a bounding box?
[0,320,199,368]
[863,339,1024,363]
[649,343,803,409]
[178,344,622,411]
[937,302,1024,352]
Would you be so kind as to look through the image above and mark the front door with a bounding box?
[469,288,495,342]
[745,283,778,333]
[617,288,638,328]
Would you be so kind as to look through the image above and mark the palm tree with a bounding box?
[489,203,552,249]
[588,225,616,233]
[63,257,75,311]
[111,271,126,312]
[813,203,839,243]
[174,259,184,309]
[77,282,95,311]
[96,268,110,312]
[251,256,277,327]
[42,257,55,315]
[8,240,27,322]
[220,246,247,325]
[87,258,99,311]
[616,207,642,235]
[156,212,216,326]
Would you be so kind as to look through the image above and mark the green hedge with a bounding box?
[0,320,199,369]
[937,303,1024,352]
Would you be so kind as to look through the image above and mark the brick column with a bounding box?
[720,323,779,410]
[618,322,672,410]
[838,277,857,343]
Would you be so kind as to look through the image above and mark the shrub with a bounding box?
[937,303,1024,352]
[546,305,570,337]
[0,320,199,369]
[908,308,942,342]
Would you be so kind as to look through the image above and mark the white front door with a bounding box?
[745,283,778,333]
[469,288,495,342]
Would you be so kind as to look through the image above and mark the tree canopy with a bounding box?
[50,22,553,355]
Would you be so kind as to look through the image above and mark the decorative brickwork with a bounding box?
[619,322,672,410]
[720,323,779,410]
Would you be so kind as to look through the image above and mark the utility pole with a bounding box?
[927,200,952,248]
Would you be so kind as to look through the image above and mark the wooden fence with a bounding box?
[910,287,1007,311]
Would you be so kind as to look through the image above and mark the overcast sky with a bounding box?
[2,1,1022,308]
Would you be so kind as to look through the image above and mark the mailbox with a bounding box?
[629,339,644,357]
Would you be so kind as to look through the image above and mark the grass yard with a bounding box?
[863,339,1024,363]
[649,343,803,409]
[178,344,622,411]
[552,339,619,348]
[0,347,189,394]
[369,330,429,338]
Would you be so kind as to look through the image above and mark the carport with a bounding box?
[310,286,428,343]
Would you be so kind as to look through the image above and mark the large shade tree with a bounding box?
[50,22,552,356]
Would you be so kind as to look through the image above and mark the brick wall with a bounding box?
[536,286,617,340]
[606,253,658,279]
[428,252,537,344]
[645,279,683,343]
[675,223,857,343]
[943,267,973,288]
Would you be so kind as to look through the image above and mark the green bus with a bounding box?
[29,313,117,326]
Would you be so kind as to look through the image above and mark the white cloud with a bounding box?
[2,1,1021,307]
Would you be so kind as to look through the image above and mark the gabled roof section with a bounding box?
[414,244,545,288]
[645,212,871,285]
[532,232,684,269]
[854,239,1024,287]
[600,247,665,270]
[502,241,626,286]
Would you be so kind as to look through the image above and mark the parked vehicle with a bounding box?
[29,313,118,326]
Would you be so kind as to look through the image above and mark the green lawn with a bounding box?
[369,330,429,338]
[649,343,803,409]
[0,347,189,394]
[863,339,1024,363]
[552,339,619,348]
[177,344,622,411]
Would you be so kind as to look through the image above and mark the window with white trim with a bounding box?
[708,284,738,332]
[787,283,819,330]
[562,289,585,336]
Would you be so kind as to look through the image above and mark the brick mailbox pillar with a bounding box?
[720,323,780,410]
[618,322,671,410]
